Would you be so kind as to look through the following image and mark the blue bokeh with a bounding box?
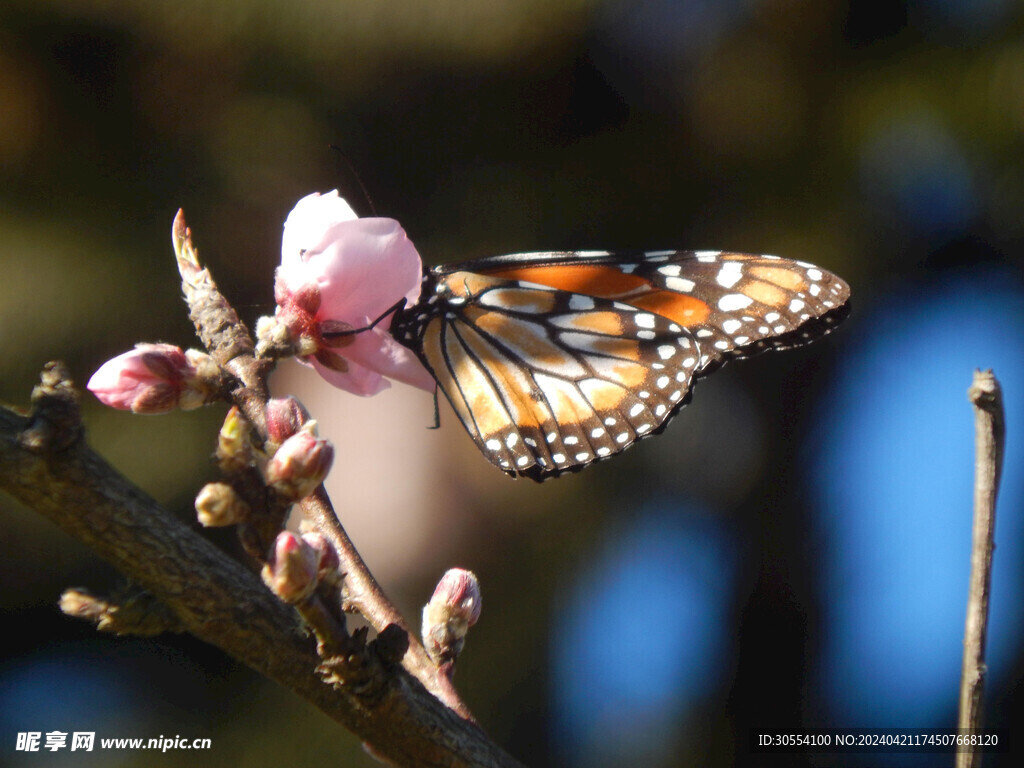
[810,267,1024,728]
[0,650,148,767]
[551,502,736,767]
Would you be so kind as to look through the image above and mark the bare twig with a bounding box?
[301,489,473,718]
[0,365,525,768]
[956,369,1005,768]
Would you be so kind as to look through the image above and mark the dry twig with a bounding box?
[956,369,1005,768]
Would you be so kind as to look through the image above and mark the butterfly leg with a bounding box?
[428,388,441,430]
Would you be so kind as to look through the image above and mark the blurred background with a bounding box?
[2,0,1023,766]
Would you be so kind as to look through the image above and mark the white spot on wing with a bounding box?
[635,313,657,329]
[666,276,696,293]
[719,293,754,311]
[569,294,596,311]
[716,262,743,288]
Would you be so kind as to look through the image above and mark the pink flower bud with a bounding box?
[272,190,435,396]
[88,344,220,414]
[87,343,192,413]
[261,531,319,603]
[264,423,334,500]
[300,531,340,585]
[265,397,311,444]
[421,568,481,668]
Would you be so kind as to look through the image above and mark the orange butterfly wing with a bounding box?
[391,250,850,480]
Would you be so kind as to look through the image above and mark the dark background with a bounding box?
[2,1,1023,766]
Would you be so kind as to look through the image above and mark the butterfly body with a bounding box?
[390,250,850,481]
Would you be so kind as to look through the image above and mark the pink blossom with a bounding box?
[87,343,195,413]
[275,191,434,396]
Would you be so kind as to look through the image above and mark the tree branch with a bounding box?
[956,369,1005,768]
[0,364,525,768]
[172,210,473,716]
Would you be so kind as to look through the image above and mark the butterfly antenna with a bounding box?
[328,144,377,217]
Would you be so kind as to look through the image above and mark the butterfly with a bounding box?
[389,250,850,481]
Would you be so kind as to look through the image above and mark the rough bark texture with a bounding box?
[0,369,525,768]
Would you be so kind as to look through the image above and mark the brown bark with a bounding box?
[0,365,525,768]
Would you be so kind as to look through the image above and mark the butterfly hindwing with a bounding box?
[391,250,850,480]
[393,270,701,479]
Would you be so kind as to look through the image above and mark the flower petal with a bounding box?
[309,218,423,324]
[281,190,358,270]
[306,355,390,397]
[339,329,436,392]
[278,191,432,398]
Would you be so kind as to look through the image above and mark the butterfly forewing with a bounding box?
[391,250,850,480]
[465,250,850,373]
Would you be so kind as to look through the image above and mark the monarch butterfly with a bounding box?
[388,249,850,481]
